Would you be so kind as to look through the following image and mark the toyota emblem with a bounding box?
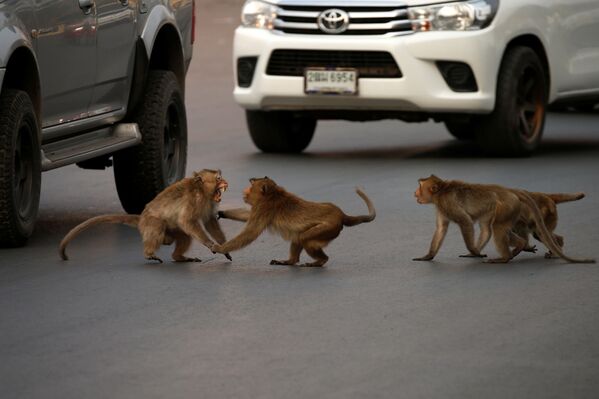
[317,9,350,34]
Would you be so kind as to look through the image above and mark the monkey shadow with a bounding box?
[429,254,568,274]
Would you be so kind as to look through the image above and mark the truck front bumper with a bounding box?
[233,28,502,114]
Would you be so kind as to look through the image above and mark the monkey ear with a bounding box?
[193,172,203,184]
[430,184,439,193]
[261,184,269,194]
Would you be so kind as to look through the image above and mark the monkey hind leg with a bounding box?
[270,242,302,266]
[172,233,201,263]
[486,224,513,263]
[509,231,530,258]
[300,243,329,267]
[142,217,166,263]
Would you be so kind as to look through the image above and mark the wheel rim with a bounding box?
[163,101,182,185]
[516,66,545,143]
[14,123,34,220]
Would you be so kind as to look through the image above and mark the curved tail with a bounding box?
[514,191,595,264]
[547,192,585,204]
[59,215,140,260]
[342,188,376,227]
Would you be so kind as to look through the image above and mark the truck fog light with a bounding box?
[237,57,258,88]
[437,61,478,92]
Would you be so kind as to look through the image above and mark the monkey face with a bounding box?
[194,169,228,202]
[416,177,439,204]
[415,183,431,204]
[244,177,275,205]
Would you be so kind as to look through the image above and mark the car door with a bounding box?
[88,0,136,117]
[35,0,97,129]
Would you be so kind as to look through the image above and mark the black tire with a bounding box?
[0,90,41,247]
[444,118,476,141]
[113,70,187,214]
[476,46,548,156]
[246,110,316,153]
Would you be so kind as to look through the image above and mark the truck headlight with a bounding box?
[241,0,278,30]
[409,0,499,32]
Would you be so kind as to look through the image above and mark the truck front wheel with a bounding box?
[113,70,187,214]
[476,46,548,156]
[0,90,41,247]
[246,110,316,153]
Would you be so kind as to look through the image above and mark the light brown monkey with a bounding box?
[214,177,376,267]
[59,169,232,263]
[509,192,585,258]
[413,175,521,263]
[414,175,595,263]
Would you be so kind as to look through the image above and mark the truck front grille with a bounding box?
[274,4,413,36]
[266,50,402,78]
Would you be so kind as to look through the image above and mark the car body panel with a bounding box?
[89,0,137,119]
[34,0,97,129]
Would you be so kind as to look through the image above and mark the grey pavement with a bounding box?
[1,1,599,398]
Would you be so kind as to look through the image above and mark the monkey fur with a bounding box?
[214,177,376,267]
[413,175,595,263]
[509,191,585,259]
[59,169,232,263]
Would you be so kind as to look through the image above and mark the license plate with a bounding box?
[304,68,358,95]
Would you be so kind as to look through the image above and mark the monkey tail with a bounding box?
[59,215,140,260]
[343,188,376,227]
[547,192,585,204]
[514,190,595,264]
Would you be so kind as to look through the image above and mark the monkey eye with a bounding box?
[216,175,221,181]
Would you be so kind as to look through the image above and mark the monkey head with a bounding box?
[243,177,277,205]
[415,175,443,204]
[193,169,228,202]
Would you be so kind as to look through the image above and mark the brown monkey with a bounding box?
[59,169,232,263]
[413,175,521,263]
[509,192,585,258]
[414,175,595,263]
[214,177,376,267]
[501,190,594,263]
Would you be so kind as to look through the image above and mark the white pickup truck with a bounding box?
[233,0,599,155]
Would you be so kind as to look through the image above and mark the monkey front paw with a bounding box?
[224,253,233,261]
[459,253,487,258]
[412,255,434,261]
[147,255,164,264]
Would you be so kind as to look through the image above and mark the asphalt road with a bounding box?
[2,2,599,398]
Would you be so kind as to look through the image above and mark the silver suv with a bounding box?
[0,0,195,247]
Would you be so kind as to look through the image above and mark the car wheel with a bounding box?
[246,110,316,153]
[476,46,548,156]
[444,118,476,141]
[0,90,41,247]
[114,70,187,214]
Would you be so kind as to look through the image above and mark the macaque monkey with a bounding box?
[509,192,585,258]
[413,175,520,263]
[59,169,232,263]
[413,175,595,263]
[214,177,376,267]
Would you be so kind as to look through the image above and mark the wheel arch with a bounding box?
[140,6,186,95]
[1,46,41,136]
[502,34,551,100]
